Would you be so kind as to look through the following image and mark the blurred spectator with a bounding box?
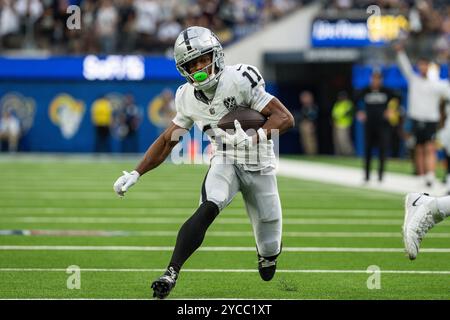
[297,90,318,155]
[0,0,20,48]
[218,0,237,27]
[386,96,405,158]
[96,0,119,54]
[331,91,354,156]
[354,71,397,182]
[52,0,70,53]
[333,0,352,10]
[0,0,304,54]
[81,0,97,53]
[157,17,182,52]
[0,110,21,152]
[16,0,44,49]
[332,91,354,156]
[438,98,450,194]
[262,0,297,23]
[91,97,113,153]
[433,6,450,63]
[117,0,137,53]
[117,94,142,153]
[395,41,450,187]
[211,16,233,45]
[35,3,55,50]
[15,0,43,23]
[134,0,160,51]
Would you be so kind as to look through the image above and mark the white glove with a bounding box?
[216,120,268,147]
[216,120,253,148]
[256,127,268,144]
[113,170,140,197]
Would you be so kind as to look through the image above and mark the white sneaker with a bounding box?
[403,193,443,260]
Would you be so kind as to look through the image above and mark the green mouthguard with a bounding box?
[193,71,208,82]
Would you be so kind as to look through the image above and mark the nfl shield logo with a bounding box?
[223,96,237,111]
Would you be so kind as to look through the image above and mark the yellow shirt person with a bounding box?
[332,92,354,156]
[332,99,354,129]
[91,97,113,153]
[91,98,112,127]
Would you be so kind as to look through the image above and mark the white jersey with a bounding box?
[397,51,450,122]
[172,64,276,170]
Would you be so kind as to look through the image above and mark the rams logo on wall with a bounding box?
[0,92,36,133]
[148,88,176,128]
[49,94,85,139]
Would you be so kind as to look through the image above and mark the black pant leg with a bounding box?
[364,125,374,181]
[378,127,390,181]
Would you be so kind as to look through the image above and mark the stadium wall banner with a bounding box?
[0,81,186,152]
[311,15,409,47]
[0,56,291,154]
[0,56,313,154]
[0,55,187,153]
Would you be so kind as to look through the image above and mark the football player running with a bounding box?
[113,26,294,299]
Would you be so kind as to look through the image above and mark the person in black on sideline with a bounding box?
[355,70,398,183]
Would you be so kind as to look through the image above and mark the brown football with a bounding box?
[217,106,266,133]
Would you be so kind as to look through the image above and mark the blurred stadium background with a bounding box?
[0,0,449,160]
[0,0,449,299]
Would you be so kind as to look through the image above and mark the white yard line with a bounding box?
[0,206,402,212]
[0,267,449,275]
[0,192,197,200]
[0,217,409,225]
[1,229,449,238]
[0,153,144,163]
[0,245,449,253]
[0,207,406,218]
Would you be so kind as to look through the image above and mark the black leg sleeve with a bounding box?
[168,201,219,273]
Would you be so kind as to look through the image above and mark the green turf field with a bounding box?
[0,156,449,299]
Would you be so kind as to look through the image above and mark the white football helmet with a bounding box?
[174,26,225,91]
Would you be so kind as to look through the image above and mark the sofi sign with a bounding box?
[83,55,145,81]
[311,16,409,47]
[0,56,181,81]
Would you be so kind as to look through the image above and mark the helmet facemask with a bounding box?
[177,48,224,91]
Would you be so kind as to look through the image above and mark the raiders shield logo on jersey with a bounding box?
[223,96,237,111]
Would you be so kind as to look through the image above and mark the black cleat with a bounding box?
[151,267,178,299]
[258,255,277,281]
